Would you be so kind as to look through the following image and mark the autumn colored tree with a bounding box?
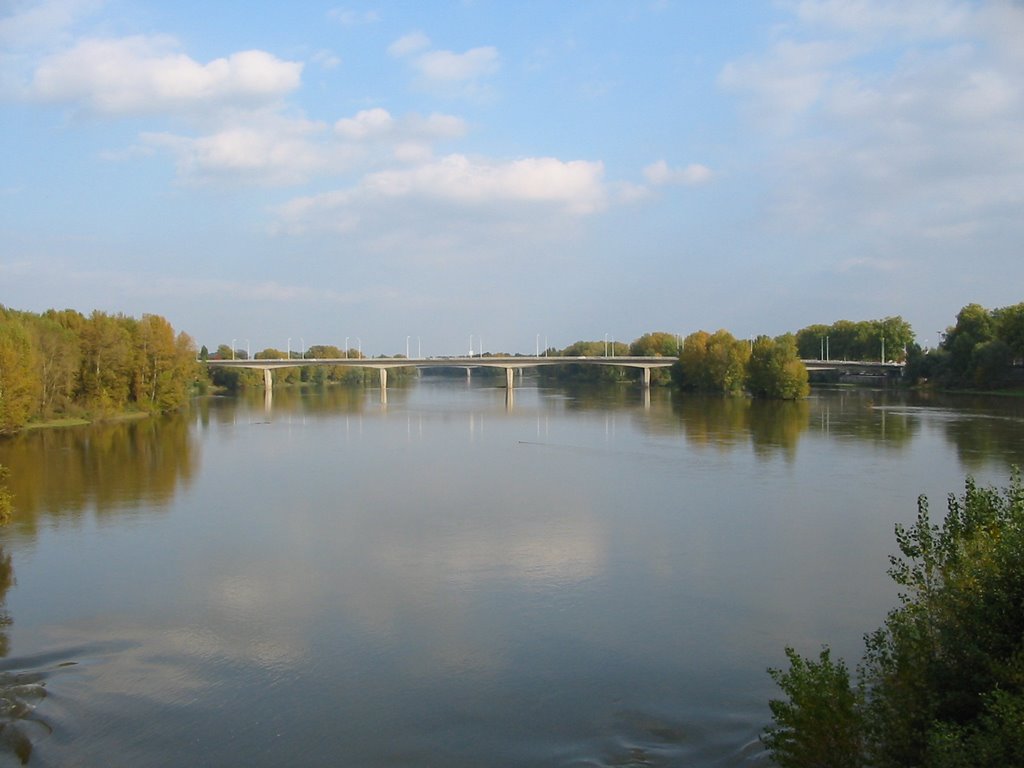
[748,334,809,400]
[0,306,199,430]
[629,331,680,357]
[678,329,750,394]
[0,312,39,434]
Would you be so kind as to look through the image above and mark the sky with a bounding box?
[2,0,1023,356]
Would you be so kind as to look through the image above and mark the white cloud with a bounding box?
[790,0,970,39]
[388,32,431,58]
[721,0,1024,253]
[311,50,342,70]
[29,35,302,114]
[327,8,380,26]
[0,0,101,49]
[643,160,713,186]
[334,107,395,140]
[141,114,360,186]
[718,39,852,129]
[363,155,606,213]
[388,34,499,96]
[275,153,608,235]
[409,112,467,139]
[138,106,469,187]
[413,46,499,82]
[334,107,467,143]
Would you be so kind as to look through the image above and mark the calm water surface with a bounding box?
[0,381,1022,767]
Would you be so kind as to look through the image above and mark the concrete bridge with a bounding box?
[802,359,905,380]
[205,355,904,391]
[205,355,678,392]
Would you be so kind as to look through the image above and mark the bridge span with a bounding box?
[205,355,678,392]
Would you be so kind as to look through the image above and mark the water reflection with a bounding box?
[0,383,1023,766]
[0,414,197,534]
[0,549,49,766]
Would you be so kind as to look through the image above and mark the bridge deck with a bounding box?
[204,355,678,370]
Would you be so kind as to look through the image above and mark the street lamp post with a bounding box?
[406,335,410,359]
[231,339,236,360]
[287,338,291,359]
[469,335,474,357]
[604,333,609,357]
[344,337,349,359]
[535,334,540,357]
[356,338,361,358]
[245,340,250,360]
[417,337,422,358]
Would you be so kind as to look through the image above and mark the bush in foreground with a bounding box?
[764,470,1024,767]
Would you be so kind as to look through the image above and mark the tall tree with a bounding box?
[748,334,809,400]
[678,329,750,394]
[0,313,40,434]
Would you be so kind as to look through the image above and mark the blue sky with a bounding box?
[2,0,1022,355]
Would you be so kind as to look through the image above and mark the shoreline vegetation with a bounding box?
[2,301,1022,438]
[764,471,1024,767]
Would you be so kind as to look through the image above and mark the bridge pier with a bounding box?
[505,367,515,390]
[379,368,388,391]
[263,368,273,391]
[641,367,651,388]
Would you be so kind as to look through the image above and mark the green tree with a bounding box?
[748,334,809,399]
[993,302,1024,361]
[629,331,680,357]
[944,303,995,382]
[678,330,749,394]
[765,471,1024,768]
[763,647,863,768]
[795,324,831,360]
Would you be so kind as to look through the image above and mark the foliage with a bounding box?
[910,301,1024,389]
[795,317,914,363]
[0,306,197,432]
[764,471,1024,768]
[538,339,632,384]
[677,330,750,394]
[764,646,863,768]
[748,334,810,400]
[994,303,1024,360]
[629,331,680,357]
[0,312,40,434]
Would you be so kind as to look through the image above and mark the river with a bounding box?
[0,380,1021,766]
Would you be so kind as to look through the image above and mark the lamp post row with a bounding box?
[225,331,691,360]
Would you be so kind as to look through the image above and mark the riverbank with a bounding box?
[20,411,152,433]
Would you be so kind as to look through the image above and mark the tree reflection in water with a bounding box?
[0,547,48,765]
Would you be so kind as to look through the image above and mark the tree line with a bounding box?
[202,343,417,390]
[0,306,197,435]
[794,317,914,363]
[908,302,1024,388]
[538,330,810,399]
